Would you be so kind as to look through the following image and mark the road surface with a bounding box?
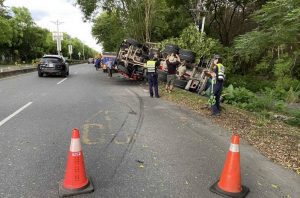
[0,64,298,198]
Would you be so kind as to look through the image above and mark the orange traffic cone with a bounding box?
[59,128,94,197]
[209,134,249,198]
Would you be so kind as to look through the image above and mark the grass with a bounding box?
[158,84,300,174]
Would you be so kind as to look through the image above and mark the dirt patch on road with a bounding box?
[158,86,300,174]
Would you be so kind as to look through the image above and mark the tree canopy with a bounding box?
[0,5,98,63]
[77,0,300,92]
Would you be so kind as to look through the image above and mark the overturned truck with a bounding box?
[115,38,197,81]
[115,38,150,80]
[114,38,213,96]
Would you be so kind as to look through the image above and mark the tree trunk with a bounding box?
[144,0,153,42]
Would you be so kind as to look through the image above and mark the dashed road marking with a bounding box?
[0,102,32,127]
[57,78,67,85]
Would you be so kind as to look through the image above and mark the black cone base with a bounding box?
[58,177,94,197]
[209,180,250,198]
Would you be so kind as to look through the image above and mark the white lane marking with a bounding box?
[57,78,67,85]
[74,72,78,74]
[0,102,33,127]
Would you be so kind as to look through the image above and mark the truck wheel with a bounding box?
[163,44,179,54]
[38,71,43,77]
[125,38,139,46]
[179,49,196,63]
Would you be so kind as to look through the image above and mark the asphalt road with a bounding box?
[0,64,299,198]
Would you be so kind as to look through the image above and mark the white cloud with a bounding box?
[4,0,102,53]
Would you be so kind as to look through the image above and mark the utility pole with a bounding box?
[51,20,64,55]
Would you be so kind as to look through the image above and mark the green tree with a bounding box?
[161,25,222,62]
[0,16,12,46]
[78,0,193,45]
[234,0,300,88]
[8,7,35,61]
[92,10,125,52]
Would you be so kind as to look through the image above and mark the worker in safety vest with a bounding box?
[145,53,160,98]
[206,54,225,116]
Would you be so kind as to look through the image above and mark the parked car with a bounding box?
[37,55,69,77]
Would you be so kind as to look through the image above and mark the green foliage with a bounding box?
[161,25,222,61]
[285,117,300,127]
[88,0,193,48]
[275,77,299,91]
[283,108,300,128]
[75,0,98,21]
[254,52,274,75]
[0,6,97,63]
[233,0,300,86]
[92,11,125,52]
[222,84,300,127]
[253,0,300,44]
[223,84,255,105]
[225,74,274,93]
[222,84,295,113]
[274,54,293,78]
[285,87,300,103]
[234,30,269,65]
[0,16,12,45]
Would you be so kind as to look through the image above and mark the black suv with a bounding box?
[38,55,69,77]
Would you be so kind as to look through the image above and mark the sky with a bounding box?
[4,0,102,52]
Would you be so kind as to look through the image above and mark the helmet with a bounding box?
[213,54,222,59]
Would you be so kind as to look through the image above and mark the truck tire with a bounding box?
[163,44,179,54]
[125,38,139,46]
[179,49,196,63]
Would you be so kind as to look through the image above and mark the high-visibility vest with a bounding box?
[217,63,225,80]
[146,60,156,73]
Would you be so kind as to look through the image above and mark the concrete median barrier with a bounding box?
[0,62,86,79]
[0,66,37,79]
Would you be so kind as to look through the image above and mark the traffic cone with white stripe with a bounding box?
[59,128,94,197]
[209,134,249,198]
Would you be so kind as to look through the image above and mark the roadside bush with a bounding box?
[285,117,300,127]
[225,74,274,93]
[223,85,255,105]
[285,87,300,103]
[223,85,289,112]
[275,77,300,91]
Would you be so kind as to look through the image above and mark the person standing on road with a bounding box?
[107,59,113,78]
[145,53,160,98]
[206,54,225,116]
[166,53,180,93]
[95,58,100,70]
